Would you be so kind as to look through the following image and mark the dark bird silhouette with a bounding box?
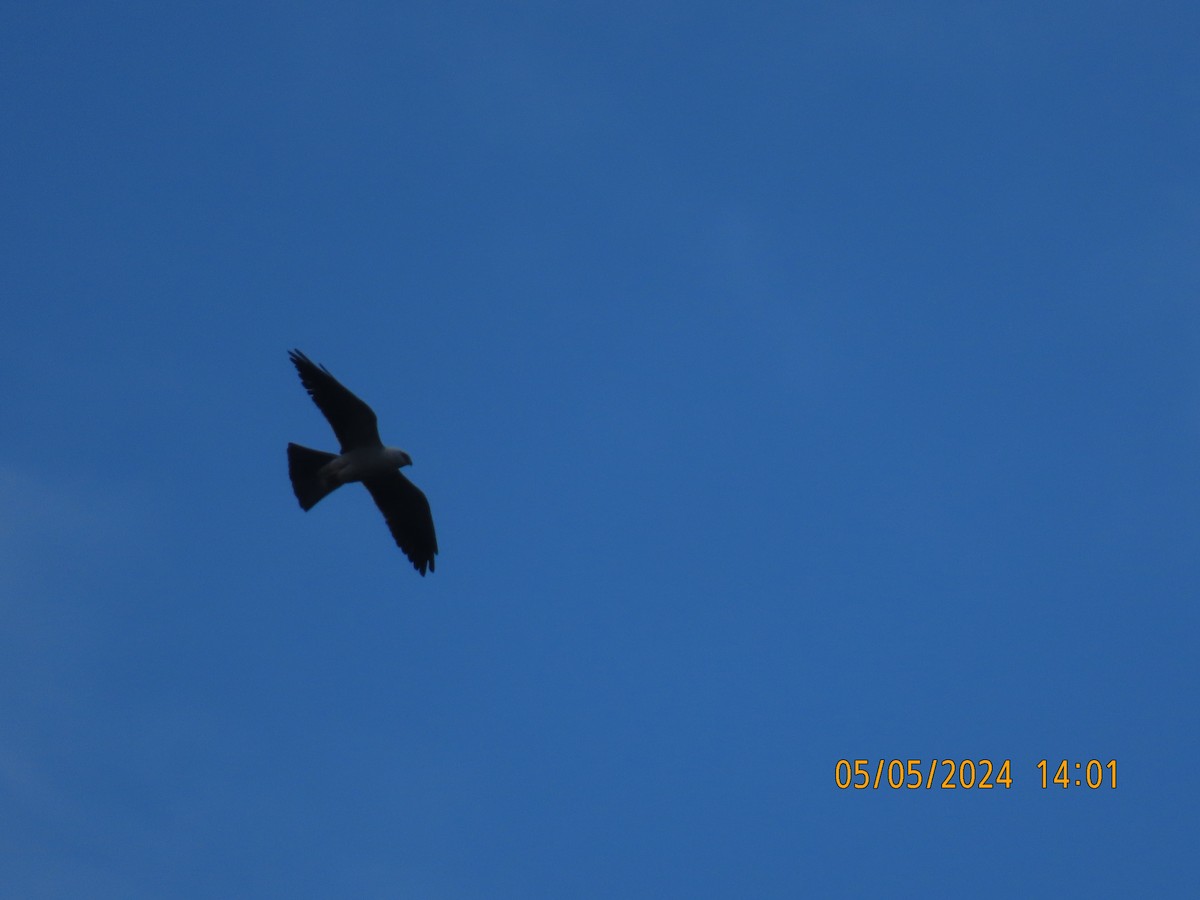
[287,350,438,575]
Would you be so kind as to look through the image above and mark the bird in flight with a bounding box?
[287,349,438,575]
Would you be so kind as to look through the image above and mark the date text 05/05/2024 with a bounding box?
[834,759,1117,790]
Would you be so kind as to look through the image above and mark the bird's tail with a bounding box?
[287,443,340,511]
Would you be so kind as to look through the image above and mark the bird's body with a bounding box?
[321,446,413,484]
[286,350,438,575]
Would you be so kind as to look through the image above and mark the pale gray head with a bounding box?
[384,447,413,468]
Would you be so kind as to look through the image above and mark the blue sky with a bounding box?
[3,1,1198,896]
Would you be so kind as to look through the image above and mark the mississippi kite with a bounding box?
[287,349,438,575]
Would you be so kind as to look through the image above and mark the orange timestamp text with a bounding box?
[834,758,1118,789]
[835,758,1012,789]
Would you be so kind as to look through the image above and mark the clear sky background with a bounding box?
[3,2,1198,897]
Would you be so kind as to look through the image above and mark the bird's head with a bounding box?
[384,447,413,469]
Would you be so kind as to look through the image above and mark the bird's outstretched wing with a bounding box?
[364,472,439,575]
[289,349,382,451]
